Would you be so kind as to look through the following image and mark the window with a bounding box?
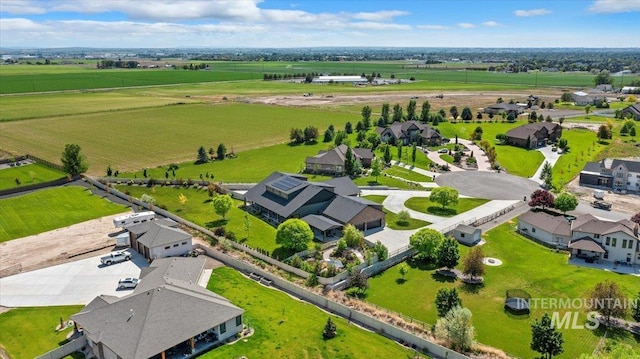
[606,237,611,245]
[604,252,609,259]
[220,323,226,334]
[460,233,465,238]
[181,241,187,245]
[532,228,536,233]
[622,239,627,249]
[164,246,170,250]
[612,238,617,247]
[594,234,600,239]
[236,316,242,326]
[173,243,179,247]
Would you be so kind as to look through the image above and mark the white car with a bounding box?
[118,278,139,289]
[438,148,449,153]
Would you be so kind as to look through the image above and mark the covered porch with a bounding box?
[302,214,343,242]
[152,329,221,359]
[568,236,606,263]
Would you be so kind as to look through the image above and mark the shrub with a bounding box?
[291,255,303,268]
[306,273,319,287]
[214,226,227,237]
[225,231,236,241]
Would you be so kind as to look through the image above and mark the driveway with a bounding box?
[530,146,562,185]
[436,171,539,200]
[0,249,148,307]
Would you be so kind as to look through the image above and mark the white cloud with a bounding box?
[458,23,475,29]
[482,21,502,27]
[588,0,640,13]
[349,22,411,30]
[514,8,552,17]
[0,17,48,31]
[0,0,46,14]
[417,24,448,30]
[352,10,409,21]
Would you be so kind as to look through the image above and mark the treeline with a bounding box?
[96,60,139,69]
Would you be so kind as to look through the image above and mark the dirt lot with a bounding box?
[0,212,134,277]
[568,175,640,215]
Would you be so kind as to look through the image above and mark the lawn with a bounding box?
[0,306,84,359]
[0,162,65,190]
[552,127,610,189]
[352,174,426,190]
[0,103,356,176]
[0,186,128,242]
[384,165,433,182]
[363,195,430,230]
[365,222,640,358]
[403,197,490,217]
[204,267,418,359]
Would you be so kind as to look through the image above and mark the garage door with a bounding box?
[366,219,382,230]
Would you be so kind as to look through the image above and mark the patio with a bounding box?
[568,257,640,276]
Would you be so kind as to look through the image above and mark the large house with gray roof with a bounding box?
[305,144,374,175]
[620,103,640,121]
[482,103,524,117]
[73,257,244,359]
[579,158,640,193]
[375,120,442,146]
[505,122,562,149]
[518,210,639,265]
[244,172,385,240]
[126,219,193,260]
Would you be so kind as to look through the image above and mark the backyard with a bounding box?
[0,162,65,190]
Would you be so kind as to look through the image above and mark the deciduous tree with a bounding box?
[212,194,233,220]
[383,145,392,164]
[530,313,564,359]
[381,103,390,124]
[463,246,485,279]
[407,100,417,120]
[276,219,313,252]
[61,144,88,176]
[303,126,319,143]
[361,106,372,129]
[420,101,431,122]
[449,106,459,121]
[409,228,444,262]
[529,189,555,209]
[436,288,462,317]
[597,125,612,142]
[589,280,629,325]
[342,224,364,249]
[631,212,640,225]
[436,237,460,270]
[434,306,475,351]
[392,103,403,122]
[373,240,388,261]
[370,158,382,183]
[554,192,578,214]
[398,263,409,280]
[429,186,459,210]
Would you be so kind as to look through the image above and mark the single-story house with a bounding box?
[518,210,640,265]
[244,172,384,240]
[505,122,562,149]
[579,158,640,193]
[375,120,442,146]
[312,76,367,84]
[305,144,374,175]
[452,224,482,245]
[620,104,640,121]
[126,219,192,260]
[482,103,524,116]
[72,257,244,359]
[621,86,640,94]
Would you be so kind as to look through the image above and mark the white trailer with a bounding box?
[113,211,155,228]
[593,190,605,200]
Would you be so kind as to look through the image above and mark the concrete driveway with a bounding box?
[530,145,562,185]
[0,249,148,307]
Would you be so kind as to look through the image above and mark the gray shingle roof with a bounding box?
[306,145,374,167]
[611,159,640,173]
[454,224,480,235]
[135,222,192,249]
[376,120,441,142]
[323,176,360,196]
[127,218,178,236]
[568,237,606,253]
[302,214,343,231]
[519,210,572,237]
[322,196,382,224]
[506,122,560,141]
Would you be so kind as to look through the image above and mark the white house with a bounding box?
[126,219,192,260]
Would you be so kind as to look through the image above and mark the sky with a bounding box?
[1,0,639,48]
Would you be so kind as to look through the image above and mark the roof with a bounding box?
[621,104,640,116]
[126,218,177,235]
[376,120,441,141]
[506,122,561,141]
[581,161,604,174]
[454,224,480,235]
[484,103,521,112]
[135,257,207,293]
[571,214,638,239]
[611,159,640,173]
[322,195,382,224]
[302,214,343,231]
[518,210,572,237]
[323,176,360,196]
[568,237,606,253]
[305,145,373,167]
[72,257,243,359]
[135,222,191,249]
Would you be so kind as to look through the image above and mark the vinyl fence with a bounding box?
[35,333,86,359]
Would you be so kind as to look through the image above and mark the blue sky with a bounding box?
[1,0,639,48]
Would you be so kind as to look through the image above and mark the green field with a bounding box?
[365,222,640,358]
[403,197,490,217]
[384,165,433,182]
[0,162,65,190]
[205,267,418,359]
[0,186,128,242]
[0,306,84,359]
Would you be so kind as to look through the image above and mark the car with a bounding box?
[591,200,612,210]
[118,278,139,289]
[100,251,131,266]
[438,148,449,153]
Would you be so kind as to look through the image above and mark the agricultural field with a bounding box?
[0,162,65,190]
[365,222,640,358]
[0,306,84,359]
[0,186,128,242]
[205,267,418,359]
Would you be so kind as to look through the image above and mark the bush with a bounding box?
[214,226,227,237]
[305,273,319,287]
[291,255,303,268]
[225,231,236,241]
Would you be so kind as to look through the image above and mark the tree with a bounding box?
[411,143,417,165]
[434,306,475,351]
[506,112,516,122]
[631,212,640,225]
[560,92,573,102]
[585,105,592,118]
[589,280,629,325]
[345,121,353,134]
[461,107,473,121]
[429,186,459,210]
[406,100,417,120]
[530,313,564,359]
[323,128,334,142]
[540,161,553,188]
[106,164,113,177]
[397,210,411,225]
[216,143,227,160]
[209,147,215,160]
[594,70,613,86]
[196,146,209,164]
[597,125,612,142]
[276,219,313,252]
[370,158,382,183]
[558,138,569,152]
[392,103,403,122]
[449,106,458,121]
[61,144,88,176]
[436,288,462,317]
[244,213,251,239]
[334,130,348,146]
[361,106,372,129]
[632,292,640,323]
[420,101,431,122]
[410,228,445,262]
[341,224,364,249]
[212,194,233,220]
[381,103,390,124]
[373,240,388,261]
[495,133,507,143]
[528,189,555,209]
[554,192,578,214]
[398,263,409,281]
[303,126,319,143]
[463,246,485,279]
[140,193,156,206]
[383,144,392,164]
[436,237,460,270]
[344,147,356,176]
[322,317,337,339]
[290,127,304,143]
[349,270,369,295]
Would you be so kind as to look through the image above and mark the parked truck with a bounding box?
[591,200,612,210]
[101,251,131,265]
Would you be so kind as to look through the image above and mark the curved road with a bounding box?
[436,171,540,200]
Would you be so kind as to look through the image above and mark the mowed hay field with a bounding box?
[0,103,355,175]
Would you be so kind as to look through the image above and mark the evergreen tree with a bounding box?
[383,145,392,164]
[197,146,209,164]
[322,317,337,339]
[435,288,462,317]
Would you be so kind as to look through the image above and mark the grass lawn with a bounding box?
[404,197,490,217]
[439,154,454,164]
[204,267,418,359]
[384,166,433,182]
[363,195,430,230]
[115,185,284,255]
[0,306,83,359]
[0,162,65,190]
[365,222,640,358]
[552,125,609,189]
[0,186,128,242]
[352,174,425,190]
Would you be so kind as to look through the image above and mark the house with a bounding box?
[375,120,442,146]
[482,103,523,117]
[72,257,244,359]
[244,172,385,240]
[579,158,640,193]
[452,224,482,245]
[517,210,640,265]
[621,86,640,94]
[126,219,193,260]
[305,144,374,175]
[312,76,367,84]
[572,92,594,106]
[505,122,562,149]
[620,104,640,120]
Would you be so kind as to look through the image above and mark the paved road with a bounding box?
[0,249,148,307]
[436,171,540,200]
